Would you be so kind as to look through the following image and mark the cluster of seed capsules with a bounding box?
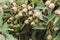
[1,2,41,35]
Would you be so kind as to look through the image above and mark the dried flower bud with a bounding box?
[28,5,33,10]
[28,17,33,21]
[13,25,17,28]
[45,0,51,6]
[29,11,33,15]
[8,29,14,31]
[24,20,29,24]
[12,2,17,7]
[55,10,60,15]
[9,16,14,20]
[31,21,36,26]
[18,11,23,17]
[3,4,8,9]
[47,34,52,40]
[22,8,28,12]
[17,24,20,27]
[49,3,55,9]
[12,6,17,11]
[7,19,11,24]
[9,24,13,27]
[33,12,40,18]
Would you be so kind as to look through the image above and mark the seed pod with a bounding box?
[12,2,17,7]
[17,24,20,27]
[22,8,28,12]
[28,5,33,10]
[31,21,36,27]
[8,29,14,31]
[9,16,14,21]
[45,0,51,6]
[24,20,29,24]
[29,11,34,16]
[55,10,60,15]
[3,4,8,9]
[18,11,23,17]
[49,3,55,9]
[0,6,3,12]
[15,14,19,19]
[9,23,13,27]
[13,25,17,28]
[47,34,52,40]
[33,12,40,18]
[11,6,17,14]
[7,19,12,24]
[28,17,33,21]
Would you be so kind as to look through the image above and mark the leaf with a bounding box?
[48,9,52,17]
[0,34,5,40]
[5,34,17,40]
[2,22,9,32]
[9,0,14,3]
[46,15,56,25]
[0,0,7,3]
[53,33,60,40]
[53,16,60,25]
[51,0,57,3]
[0,11,4,28]
[21,0,28,4]
[35,0,45,9]
[53,26,59,31]
[32,26,46,30]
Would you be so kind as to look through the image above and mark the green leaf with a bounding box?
[53,16,60,25]
[21,0,28,4]
[9,0,14,3]
[53,34,60,40]
[0,0,7,3]
[32,26,46,30]
[46,15,56,25]
[5,34,17,40]
[0,11,4,28]
[2,22,8,32]
[53,26,59,31]
[0,34,5,40]
[35,0,45,9]
[48,9,52,17]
